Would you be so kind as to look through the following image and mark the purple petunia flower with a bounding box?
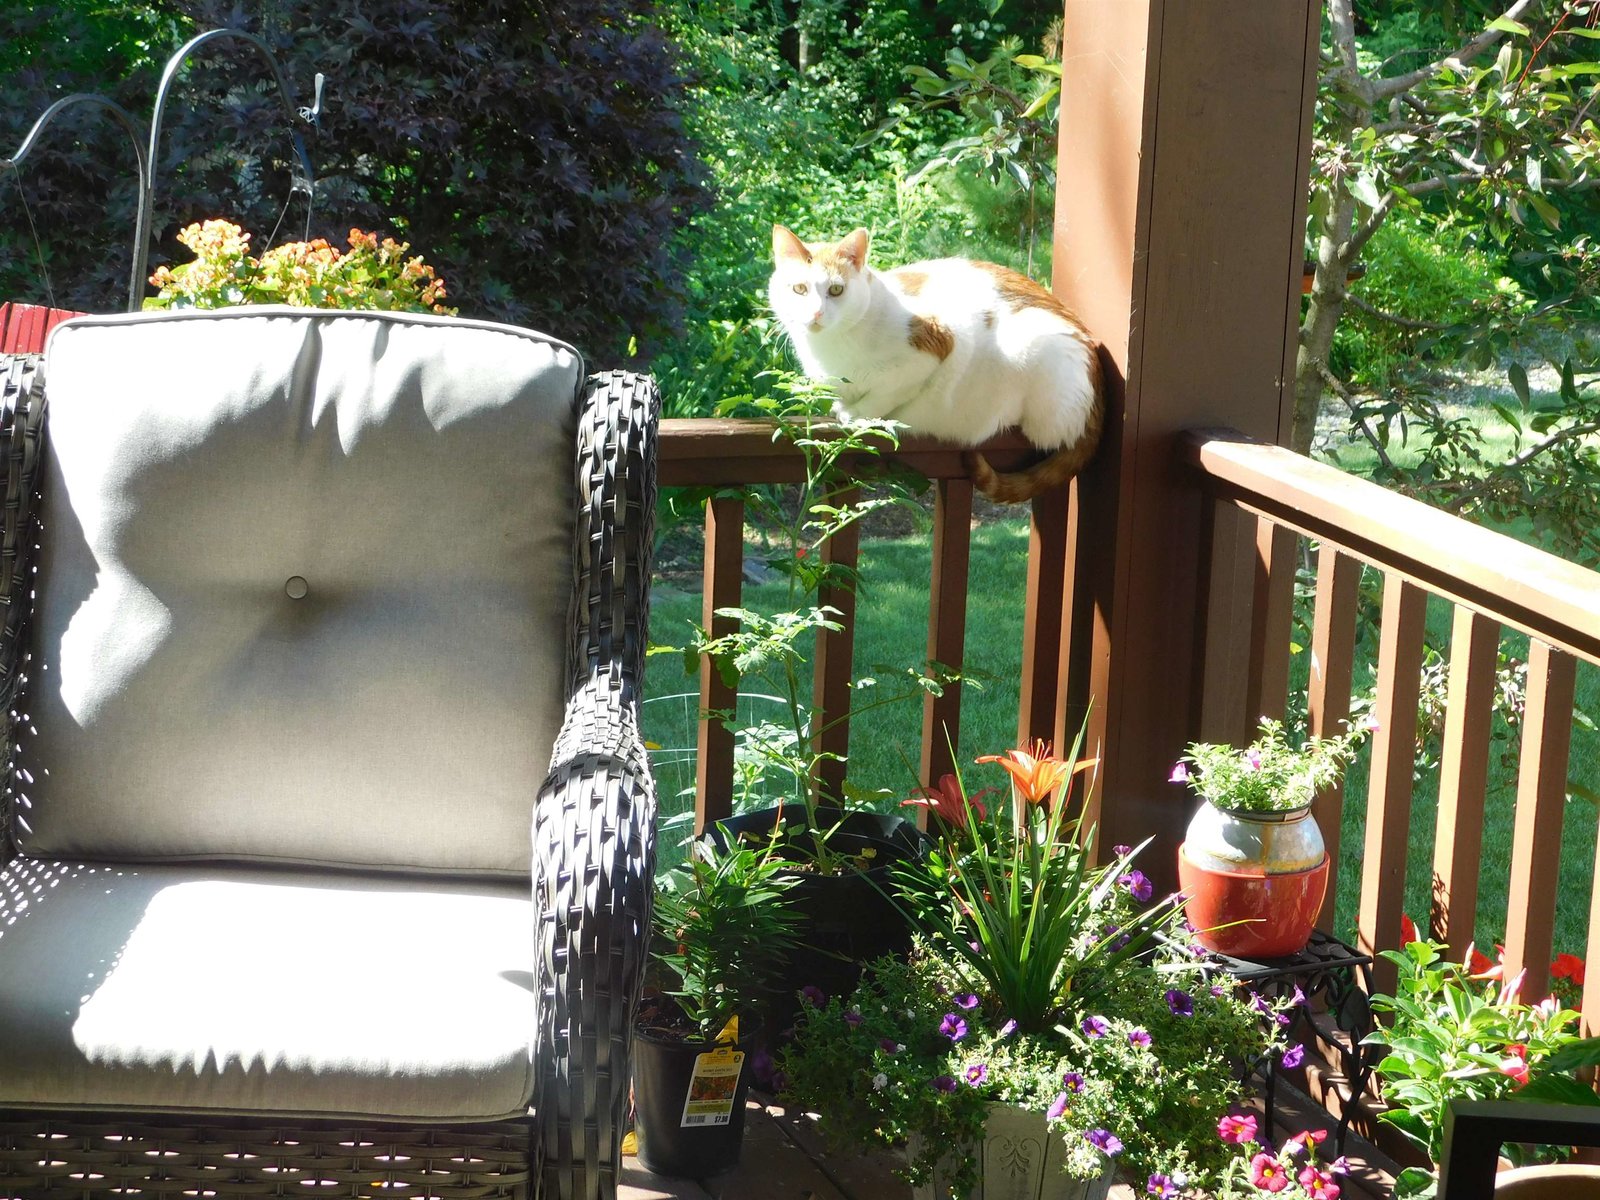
[1046,1092,1069,1121]
[998,1019,1018,1038]
[1122,870,1154,902]
[1081,1015,1110,1039]
[1147,1175,1178,1198]
[843,1009,863,1028]
[964,1063,988,1086]
[955,992,980,1011]
[1165,988,1194,1017]
[879,1037,899,1053]
[1062,1071,1085,1093]
[1113,844,1132,857]
[1282,1043,1306,1069]
[939,1013,969,1042]
[1085,1129,1124,1156]
[1168,762,1190,784]
[932,1075,958,1093]
[1128,1027,1152,1049]
[800,985,826,1007]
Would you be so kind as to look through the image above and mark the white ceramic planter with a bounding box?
[908,1103,1115,1200]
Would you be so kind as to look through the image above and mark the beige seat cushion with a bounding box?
[0,857,536,1121]
[22,308,580,875]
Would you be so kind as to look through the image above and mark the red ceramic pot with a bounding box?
[1178,843,1330,959]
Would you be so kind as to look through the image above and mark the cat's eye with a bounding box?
[827,283,845,297]
[791,283,809,295]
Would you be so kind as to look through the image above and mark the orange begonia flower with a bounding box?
[977,741,1097,807]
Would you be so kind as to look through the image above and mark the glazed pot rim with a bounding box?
[1204,798,1315,822]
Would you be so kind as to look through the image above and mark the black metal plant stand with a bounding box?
[1206,930,1377,1154]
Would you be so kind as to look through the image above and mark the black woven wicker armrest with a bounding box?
[533,370,659,1200]
[0,354,45,869]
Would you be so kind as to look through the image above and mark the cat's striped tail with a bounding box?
[963,395,1104,504]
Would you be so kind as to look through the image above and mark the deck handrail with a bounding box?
[1185,430,1600,666]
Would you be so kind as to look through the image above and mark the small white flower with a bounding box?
[872,1072,888,1090]
[895,1043,906,1053]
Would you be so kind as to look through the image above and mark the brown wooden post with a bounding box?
[695,495,745,834]
[922,478,973,799]
[1018,485,1070,749]
[1307,545,1362,929]
[1246,521,1299,724]
[1054,0,1321,877]
[1431,607,1498,953]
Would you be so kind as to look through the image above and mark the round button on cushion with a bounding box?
[285,576,309,600]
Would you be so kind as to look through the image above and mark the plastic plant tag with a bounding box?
[680,1045,744,1128]
[715,1015,740,1045]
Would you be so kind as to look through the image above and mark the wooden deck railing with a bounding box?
[658,419,1075,834]
[1186,430,1600,1009]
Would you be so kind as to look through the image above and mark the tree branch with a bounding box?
[1346,186,1405,259]
[1442,417,1600,512]
[1371,0,1544,100]
[1318,363,1399,475]
[1345,294,1458,331]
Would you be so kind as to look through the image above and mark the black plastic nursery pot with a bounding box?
[632,1017,763,1179]
[707,804,928,1029]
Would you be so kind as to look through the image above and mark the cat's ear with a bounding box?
[772,224,812,264]
[836,228,871,270]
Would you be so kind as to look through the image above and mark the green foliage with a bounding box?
[1364,938,1600,1193]
[651,841,802,1039]
[1333,214,1532,388]
[145,219,453,313]
[1177,716,1373,814]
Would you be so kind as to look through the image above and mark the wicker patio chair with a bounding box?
[0,308,659,1200]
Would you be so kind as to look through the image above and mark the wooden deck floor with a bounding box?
[621,1088,1399,1199]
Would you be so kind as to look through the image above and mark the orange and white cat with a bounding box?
[768,224,1102,502]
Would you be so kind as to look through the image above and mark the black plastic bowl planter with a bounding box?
[706,804,928,1030]
[632,1015,764,1179]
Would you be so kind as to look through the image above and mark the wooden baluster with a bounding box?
[1584,810,1600,1036]
[1245,520,1298,724]
[1357,575,1428,995]
[1430,607,1498,954]
[694,495,744,835]
[920,478,973,814]
[812,487,861,806]
[1194,500,1257,745]
[1018,484,1069,749]
[1503,640,1577,1002]
[1307,545,1361,929]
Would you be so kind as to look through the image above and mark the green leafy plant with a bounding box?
[1173,716,1374,814]
[649,841,802,1040]
[782,737,1286,1196]
[146,219,454,313]
[654,371,957,871]
[1364,938,1600,1198]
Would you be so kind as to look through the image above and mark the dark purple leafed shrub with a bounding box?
[1,0,708,362]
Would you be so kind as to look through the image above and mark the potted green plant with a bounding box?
[666,377,948,1021]
[1361,936,1600,1199]
[633,842,801,1179]
[1171,716,1372,958]
[781,733,1284,1198]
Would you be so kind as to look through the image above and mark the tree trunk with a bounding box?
[1292,185,1359,453]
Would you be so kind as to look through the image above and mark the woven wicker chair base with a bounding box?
[0,1113,532,1199]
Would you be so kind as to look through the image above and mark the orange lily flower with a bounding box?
[901,774,994,828]
[977,741,1097,807]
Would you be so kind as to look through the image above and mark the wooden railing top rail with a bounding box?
[659,418,1037,487]
[1185,430,1600,667]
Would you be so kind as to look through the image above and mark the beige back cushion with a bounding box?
[17,309,580,876]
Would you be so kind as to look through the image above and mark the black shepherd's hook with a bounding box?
[1,28,324,314]
[2,95,150,312]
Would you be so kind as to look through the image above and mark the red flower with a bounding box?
[901,774,994,829]
[1552,953,1586,986]
[977,741,1096,807]
[1498,1046,1530,1088]
[1399,914,1419,946]
[1467,943,1507,981]
[1250,1153,1292,1193]
[1298,1166,1342,1199]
